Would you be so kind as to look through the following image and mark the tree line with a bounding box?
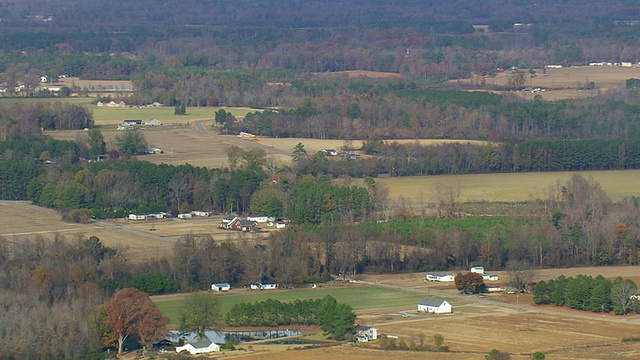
[225,296,356,340]
[533,275,639,315]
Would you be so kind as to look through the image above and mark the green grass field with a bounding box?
[374,169,640,203]
[0,97,261,125]
[155,285,426,328]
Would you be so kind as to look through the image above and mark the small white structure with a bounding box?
[147,212,168,219]
[247,216,269,223]
[426,273,455,282]
[177,213,192,219]
[128,214,147,220]
[251,280,278,290]
[486,287,504,293]
[191,211,210,217]
[470,266,485,275]
[238,132,255,138]
[417,297,452,314]
[146,147,163,154]
[146,118,162,126]
[275,222,287,229]
[482,273,499,281]
[211,283,231,292]
[175,338,220,355]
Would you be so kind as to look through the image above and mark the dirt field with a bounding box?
[457,66,640,100]
[0,201,272,261]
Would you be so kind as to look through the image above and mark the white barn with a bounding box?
[211,283,231,292]
[417,297,452,314]
[470,266,485,275]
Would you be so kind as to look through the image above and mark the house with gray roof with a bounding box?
[175,336,220,355]
[417,297,452,314]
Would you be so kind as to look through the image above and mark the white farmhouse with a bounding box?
[470,266,485,275]
[417,297,452,314]
[175,338,220,355]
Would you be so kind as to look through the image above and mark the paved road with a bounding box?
[192,119,293,156]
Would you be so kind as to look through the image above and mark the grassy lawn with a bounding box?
[90,106,261,126]
[155,285,425,328]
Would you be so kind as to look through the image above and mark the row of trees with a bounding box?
[231,88,640,141]
[533,275,639,315]
[224,296,356,340]
[288,138,640,179]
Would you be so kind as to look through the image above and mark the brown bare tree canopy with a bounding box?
[103,288,169,355]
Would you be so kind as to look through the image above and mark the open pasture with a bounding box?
[459,66,640,100]
[373,169,640,203]
[0,201,271,261]
[154,284,425,327]
[0,201,175,259]
[89,105,260,126]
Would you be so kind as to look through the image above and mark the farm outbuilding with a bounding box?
[417,297,452,314]
[470,266,485,275]
[146,118,162,126]
[211,283,231,292]
[425,273,455,282]
[250,280,278,290]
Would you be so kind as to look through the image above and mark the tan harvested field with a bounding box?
[458,66,640,100]
[254,137,494,155]
[373,170,640,203]
[0,201,272,261]
[317,70,403,79]
[223,268,640,360]
[56,77,134,89]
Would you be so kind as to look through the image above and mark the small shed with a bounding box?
[470,266,485,275]
[128,214,147,220]
[177,213,192,219]
[146,118,162,126]
[211,283,231,292]
[417,297,452,314]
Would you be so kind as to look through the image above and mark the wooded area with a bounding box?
[2,0,640,357]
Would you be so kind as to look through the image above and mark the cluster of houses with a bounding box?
[127,210,210,221]
[97,100,161,107]
[117,118,162,130]
[425,266,499,283]
[322,149,360,159]
[220,215,288,232]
